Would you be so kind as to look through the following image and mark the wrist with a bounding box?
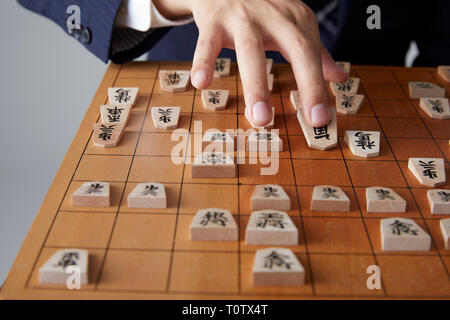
[152,0,193,20]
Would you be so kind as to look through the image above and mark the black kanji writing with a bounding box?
[256,212,285,229]
[56,252,80,269]
[419,160,438,179]
[98,124,115,141]
[314,126,330,140]
[114,89,131,103]
[200,211,228,226]
[355,131,375,150]
[263,251,292,269]
[375,189,395,200]
[389,220,418,236]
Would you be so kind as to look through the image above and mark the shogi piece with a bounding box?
[408,158,446,187]
[296,107,337,151]
[408,82,445,99]
[92,123,125,148]
[151,106,180,130]
[201,90,229,111]
[202,131,235,153]
[247,131,283,152]
[381,217,431,251]
[189,208,238,241]
[366,187,406,213]
[311,185,350,212]
[192,152,236,178]
[437,66,450,82]
[419,98,450,119]
[72,182,110,207]
[440,218,450,249]
[127,182,167,209]
[108,87,139,107]
[214,58,231,78]
[39,249,89,285]
[290,90,299,111]
[245,210,298,245]
[159,70,190,92]
[100,104,131,125]
[253,248,305,286]
[266,58,273,74]
[330,78,360,96]
[268,73,274,92]
[336,61,351,74]
[336,94,365,115]
[251,185,291,211]
[344,130,380,158]
[245,107,275,129]
[427,189,450,214]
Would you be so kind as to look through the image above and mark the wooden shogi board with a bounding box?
[1,62,450,299]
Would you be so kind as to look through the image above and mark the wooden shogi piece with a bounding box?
[253,248,305,286]
[419,98,450,119]
[408,82,445,99]
[427,189,450,214]
[127,182,167,209]
[336,61,351,74]
[202,131,235,153]
[311,185,350,212]
[151,106,181,130]
[440,218,450,250]
[245,210,298,245]
[268,73,274,92]
[214,58,231,78]
[336,94,365,115]
[330,78,360,97]
[296,107,337,151]
[159,70,191,92]
[72,182,110,207]
[266,58,273,74]
[408,158,446,187]
[344,130,380,158]
[100,105,131,125]
[92,123,125,148]
[39,249,89,285]
[108,87,139,107]
[251,185,291,211]
[366,187,406,213]
[290,90,299,111]
[245,107,275,129]
[189,208,238,241]
[201,89,229,111]
[247,131,283,152]
[437,66,450,82]
[191,152,236,178]
[381,217,431,251]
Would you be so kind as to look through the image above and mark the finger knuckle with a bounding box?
[238,37,261,53]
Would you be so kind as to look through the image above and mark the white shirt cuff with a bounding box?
[115,0,194,32]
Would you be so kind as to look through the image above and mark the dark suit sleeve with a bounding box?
[17,0,171,64]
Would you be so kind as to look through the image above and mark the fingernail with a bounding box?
[192,69,207,86]
[310,104,330,126]
[251,101,271,124]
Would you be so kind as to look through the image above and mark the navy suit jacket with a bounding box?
[18,0,450,66]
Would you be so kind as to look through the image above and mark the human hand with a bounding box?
[154,0,349,127]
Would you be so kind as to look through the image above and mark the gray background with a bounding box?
[0,1,418,286]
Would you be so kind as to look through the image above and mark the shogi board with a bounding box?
[1,62,450,300]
